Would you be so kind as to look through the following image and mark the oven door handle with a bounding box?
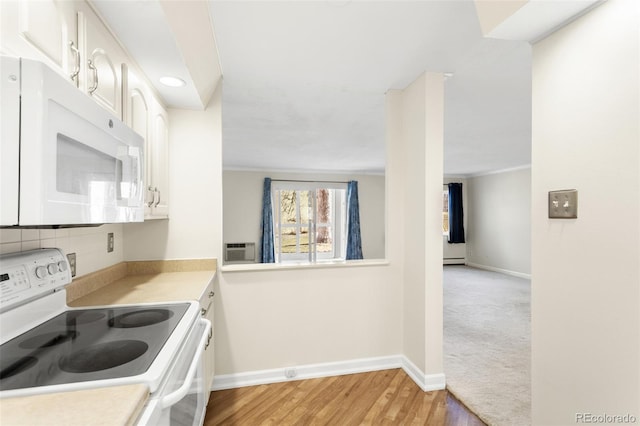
[160,319,211,409]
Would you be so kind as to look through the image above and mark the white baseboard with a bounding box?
[212,355,446,393]
[465,262,531,280]
[400,356,446,392]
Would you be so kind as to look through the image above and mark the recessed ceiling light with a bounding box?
[159,76,186,87]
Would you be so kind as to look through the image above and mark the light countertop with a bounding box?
[69,270,215,307]
[0,384,148,426]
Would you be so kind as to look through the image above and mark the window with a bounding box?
[442,188,449,236]
[272,182,347,262]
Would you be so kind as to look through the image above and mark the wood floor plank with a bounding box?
[329,369,397,425]
[260,378,326,425]
[205,369,486,426]
[360,369,406,424]
[406,386,439,425]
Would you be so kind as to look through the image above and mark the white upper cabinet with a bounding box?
[148,98,170,219]
[77,10,125,119]
[0,0,79,84]
[125,65,170,220]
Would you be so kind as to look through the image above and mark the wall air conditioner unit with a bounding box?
[224,242,256,264]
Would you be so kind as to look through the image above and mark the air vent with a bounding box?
[224,242,256,264]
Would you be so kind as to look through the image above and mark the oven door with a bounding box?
[137,318,211,426]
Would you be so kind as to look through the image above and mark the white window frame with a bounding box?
[272,181,347,263]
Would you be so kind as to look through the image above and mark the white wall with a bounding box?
[466,167,531,276]
[531,0,639,423]
[124,83,223,261]
[217,265,401,374]
[223,170,385,260]
[387,72,444,378]
[0,224,124,277]
[443,176,467,263]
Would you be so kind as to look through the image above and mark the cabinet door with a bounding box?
[149,101,170,218]
[77,11,124,118]
[124,65,154,215]
[0,0,78,83]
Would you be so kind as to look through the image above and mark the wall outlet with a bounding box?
[284,368,297,379]
[107,233,114,253]
[67,253,77,277]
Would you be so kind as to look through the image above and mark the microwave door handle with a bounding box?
[160,320,211,409]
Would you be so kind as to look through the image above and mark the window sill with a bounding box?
[220,258,389,273]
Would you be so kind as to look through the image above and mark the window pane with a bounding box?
[280,226,298,253]
[316,189,332,226]
[300,228,310,254]
[299,190,311,225]
[280,190,298,224]
[316,226,333,253]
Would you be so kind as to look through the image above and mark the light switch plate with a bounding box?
[548,189,578,219]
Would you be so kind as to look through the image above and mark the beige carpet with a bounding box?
[443,265,531,426]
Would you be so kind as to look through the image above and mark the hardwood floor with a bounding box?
[204,369,485,425]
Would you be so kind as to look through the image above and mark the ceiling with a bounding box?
[92,0,601,177]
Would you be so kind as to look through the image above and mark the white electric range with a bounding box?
[0,248,211,425]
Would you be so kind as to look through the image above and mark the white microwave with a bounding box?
[0,56,144,227]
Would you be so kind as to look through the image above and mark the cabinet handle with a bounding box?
[154,188,161,207]
[147,186,155,207]
[205,328,213,349]
[201,308,207,317]
[208,291,215,298]
[88,59,98,94]
[69,41,80,84]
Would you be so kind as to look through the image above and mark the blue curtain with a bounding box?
[346,180,363,260]
[448,182,465,244]
[260,177,275,263]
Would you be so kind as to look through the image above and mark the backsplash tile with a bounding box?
[0,229,21,243]
[0,224,125,277]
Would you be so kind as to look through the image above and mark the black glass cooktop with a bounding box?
[0,303,189,391]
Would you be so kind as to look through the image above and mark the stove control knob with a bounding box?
[57,261,68,272]
[47,263,59,275]
[35,266,47,279]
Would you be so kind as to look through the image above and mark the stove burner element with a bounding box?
[19,331,78,349]
[59,340,148,373]
[66,311,106,325]
[0,357,38,380]
[108,309,174,328]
